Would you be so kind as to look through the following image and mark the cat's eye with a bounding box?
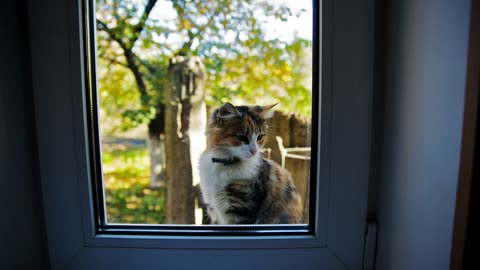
[236,134,250,143]
[257,134,264,141]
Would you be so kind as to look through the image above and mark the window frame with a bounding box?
[29,0,374,269]
[85,0,318,236]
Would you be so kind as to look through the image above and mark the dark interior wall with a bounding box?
[376,1,471,269]
[0,2,49,270]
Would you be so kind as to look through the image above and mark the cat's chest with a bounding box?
[199,151,259,196]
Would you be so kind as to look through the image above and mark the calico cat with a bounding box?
[199,103,303,224]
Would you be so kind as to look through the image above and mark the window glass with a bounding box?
[94,0,314,226]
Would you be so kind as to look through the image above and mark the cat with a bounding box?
[199,102,303,224]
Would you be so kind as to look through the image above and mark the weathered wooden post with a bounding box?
[164,55,206,224]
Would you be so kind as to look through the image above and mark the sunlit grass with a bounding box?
[102,143,166,224]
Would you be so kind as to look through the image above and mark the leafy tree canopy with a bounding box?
[96,0,312,134]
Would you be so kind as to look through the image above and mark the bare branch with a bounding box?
[98,55,129,68]
[96,19,149,103]
[130,0,158,46]
[97,18,125,47]
[123,49,150,102]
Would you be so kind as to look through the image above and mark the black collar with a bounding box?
[211,157,240,165]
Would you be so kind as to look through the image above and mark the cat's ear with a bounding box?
[217,103,242,121]
[258,103,278,120]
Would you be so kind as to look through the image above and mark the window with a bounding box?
[92,0,316,228]
[31,0,374,269]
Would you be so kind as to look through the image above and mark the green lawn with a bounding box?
[102,144,166,224]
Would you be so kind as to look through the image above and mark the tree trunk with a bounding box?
[147,106,166,187]
[165,55,206,224]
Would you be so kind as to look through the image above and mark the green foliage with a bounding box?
[206,38,312,116]
[96,0,313,134]
[121,107,156,131]
[102,144,166,224]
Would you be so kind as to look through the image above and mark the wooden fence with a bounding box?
[266,112,312,223]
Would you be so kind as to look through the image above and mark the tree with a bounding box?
[97,0,168,187]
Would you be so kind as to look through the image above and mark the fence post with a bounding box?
[164,55,206,224]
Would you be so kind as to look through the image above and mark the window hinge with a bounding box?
[363,221,378,270]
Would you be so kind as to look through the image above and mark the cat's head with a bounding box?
[207,102,277,160]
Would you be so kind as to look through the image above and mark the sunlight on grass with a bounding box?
[102,143,166,224]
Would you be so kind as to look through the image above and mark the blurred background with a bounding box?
[95,0,313,224]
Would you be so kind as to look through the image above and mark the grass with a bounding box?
[102,143,166,224]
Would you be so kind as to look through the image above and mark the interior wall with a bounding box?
[0,2,49,270]
[376,1,471,269]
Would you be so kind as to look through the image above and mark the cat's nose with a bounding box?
[249,147,257,155]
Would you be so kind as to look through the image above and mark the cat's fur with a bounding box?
[199,103,303,224]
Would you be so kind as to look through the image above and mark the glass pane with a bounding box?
[94,0,314,225]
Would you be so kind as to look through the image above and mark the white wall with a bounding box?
[0,2,49,269]
[376,1,471,269]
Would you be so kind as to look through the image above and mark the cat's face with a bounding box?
[207,103,277,160]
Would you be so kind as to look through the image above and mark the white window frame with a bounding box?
[29,0,374,269]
